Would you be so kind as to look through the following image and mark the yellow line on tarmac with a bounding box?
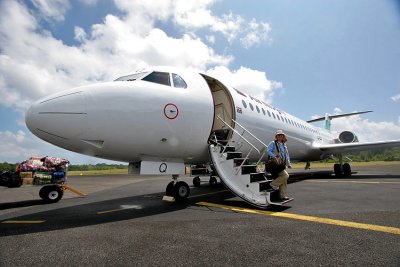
[1,220,45,224]
[305,180,400,184]
[97,208,125,215]
[196,202,400,235]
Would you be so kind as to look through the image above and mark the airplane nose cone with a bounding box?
[25,90,88,140]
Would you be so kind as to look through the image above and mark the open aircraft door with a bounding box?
[200,74,235,137]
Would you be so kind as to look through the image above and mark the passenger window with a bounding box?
[256,106,260,113]
[242,100,247,108]
[142,72,171,86]
[249,103,254,111]
[262,108,266,115]
[267,110,271,117]
[172,73,187,88]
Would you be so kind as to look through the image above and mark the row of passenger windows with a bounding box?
[241,100,319,134]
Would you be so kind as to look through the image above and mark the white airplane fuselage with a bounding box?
[26,67,391,173]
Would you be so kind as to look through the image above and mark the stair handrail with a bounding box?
[231,119,269,165]
[231,118,268,148]
[216,115,260,154]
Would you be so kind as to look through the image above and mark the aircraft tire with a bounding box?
[173,181,190,201]
[39,185,63,203]
[193,176,201,187]
[334,164,342,177]
[209,176,218,187]
[166,181,174,196]
[343,163,352,177]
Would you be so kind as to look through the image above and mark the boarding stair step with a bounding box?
[234,158,249,167]
[226,152,242,160]
[259,180,275,192]
[250,172,266,183]
[269,189,281,201]
[241,165,257,175]
[220,146,236,153]
[217,140,229,146]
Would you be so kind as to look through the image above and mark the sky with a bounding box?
[0,0,399,164]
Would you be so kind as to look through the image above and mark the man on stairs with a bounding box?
[266,130,292,201]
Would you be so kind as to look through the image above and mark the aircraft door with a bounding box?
[200,74,235,137]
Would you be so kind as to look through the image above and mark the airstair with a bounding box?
[209,116,293,208]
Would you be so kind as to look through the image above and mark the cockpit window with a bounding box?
[142,71,171,86]
[114,72,149,81]
[172,73,187,88]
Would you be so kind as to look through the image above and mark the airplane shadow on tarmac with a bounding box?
[1,184,277,237]
[1,171,398,237]
[0,200,45,211]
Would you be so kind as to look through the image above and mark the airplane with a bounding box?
[25,66,400,208]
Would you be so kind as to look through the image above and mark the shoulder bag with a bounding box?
[265,141,286,174]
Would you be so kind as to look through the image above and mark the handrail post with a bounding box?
[236,148,253,175]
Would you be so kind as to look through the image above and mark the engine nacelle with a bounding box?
[338,131,359,143]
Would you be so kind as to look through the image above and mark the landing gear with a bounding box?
[193,176,201,187]
[173,181,190,201]
[334,163,342,177]
[191,175,219,187]
[39,185,64,203]
[209,176,218,187]
[165,175,190,202]
[343,163,352,177]
[333,154,352,177]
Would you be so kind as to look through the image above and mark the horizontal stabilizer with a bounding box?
[307,111,373,123]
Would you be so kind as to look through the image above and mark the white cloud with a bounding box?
[391,94,400,102]
[0,129,119,164]
[206,66,282,102]
[0,0,274,113]
[240,20,271,49]
[0,130,39,159]
[0,0,278,163]
[113,0,271,48]
[31,0,71,22]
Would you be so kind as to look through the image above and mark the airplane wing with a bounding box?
[318,140,400,154]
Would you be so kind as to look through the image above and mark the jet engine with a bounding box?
[338,131,359,143]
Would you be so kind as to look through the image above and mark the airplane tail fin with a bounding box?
[307,111,373,132]
[324,113,331,131]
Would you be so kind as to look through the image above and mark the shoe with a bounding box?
[281,197,290,201]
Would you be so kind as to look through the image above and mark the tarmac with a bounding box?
[0,165,399,266]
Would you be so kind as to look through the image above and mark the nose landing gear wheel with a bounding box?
[173,181,190,202]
